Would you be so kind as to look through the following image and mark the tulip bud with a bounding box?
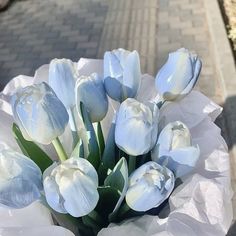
[151,121,200,178]
[43,157,99,217]
[155,48,202,101]
[75,73,108,122]
[115,98,159,156]
[49,59,76,109]
[126,161,174,211]
[11,82,69,145]
[0,148,42,208]
[104,48,141,102]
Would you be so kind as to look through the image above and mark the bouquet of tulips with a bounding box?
[0,48,233,236]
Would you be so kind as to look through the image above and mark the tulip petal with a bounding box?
[76,73,108,122]
[59,171,99,217]
[126,162,175,212]
[43,158,99,217]
[0,149,42,209]
[12,82,69,145]
[104,48,141,102]
[152,121,199,178]
[43,163,67,214]
[155,48,202,101]
[49,59,76,109]
[115,98,159,156]
[157,146,200,178]
[104,51,123,79]
[181,58,202,96]
[122,50,141,95]
[126,180,164,211]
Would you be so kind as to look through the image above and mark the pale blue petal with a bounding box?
[76,73,108,122]
[115,99,158,156]
[126,162,175,211]
[157,146,200,178]
[49,59,76,109]
[43,163,67,214]
[0,150,42,209]
[43,158,99,217]
[103,48,141,102]
[104,52,123,79]
[12,82,69,144]
[155,48,202,100]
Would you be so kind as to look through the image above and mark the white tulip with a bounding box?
[0,148,42,208]
[115,98,159,156]
[126,161,175,211]
[151,121,200,178]
[49,59,77,109]
[104,48,141,102]
[155,48,202,101]
[43,157,99,217]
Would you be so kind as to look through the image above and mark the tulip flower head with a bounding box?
[152,121,200,178]
[43,157,99,217]
[0,148,42,209]
[11,82,69,145]
[155,48,202,101]
[49,58,77,109]
[126,161,175,211]
[75,73,108,122]
[115,98,159,156]
[104,48,141,102]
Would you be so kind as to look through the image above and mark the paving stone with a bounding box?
[0,0,109,89]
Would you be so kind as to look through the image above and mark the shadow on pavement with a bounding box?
[216,96,236,236]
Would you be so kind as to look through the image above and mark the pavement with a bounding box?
[0,0,236,235]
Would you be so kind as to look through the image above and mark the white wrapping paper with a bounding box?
[0,59,233,236]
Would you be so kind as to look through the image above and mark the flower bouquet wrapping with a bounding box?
[0,48,233,236]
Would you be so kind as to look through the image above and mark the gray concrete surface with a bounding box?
[0,0,236,235]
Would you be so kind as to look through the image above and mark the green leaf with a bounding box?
[104,157,129,221]
[104,157,128,193]
[96,186,120,221]
[87,210,106,227]
[96,121,105,156]
[12,123,53,172]
[52,211,94,236]
[102,122,116,170]
[80,102,100,169]
[82,213,101,235]
[97,163,109,185]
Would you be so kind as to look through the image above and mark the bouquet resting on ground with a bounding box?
[0,48,233,236]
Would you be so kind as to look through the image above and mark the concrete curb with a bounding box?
[204,0,236,224]
[204,0,236,99]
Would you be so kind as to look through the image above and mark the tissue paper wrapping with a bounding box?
[0,59,233,236]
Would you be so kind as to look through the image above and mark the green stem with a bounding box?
[52,137,68,162]
[128,155,136,175]
[97,121,105,156]
[118,203,131,219]
[68,108,80,148]
[88,210,106,227]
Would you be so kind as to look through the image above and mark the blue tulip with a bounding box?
[49,59,76,109]
[0,148,42,208]
[11,82,69,145]
[151,121,200,178]
[155,48,202,101]
[104,48,141,102]
[126,161,175,211]
[76,73,108,122]
[115,98,159,156]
